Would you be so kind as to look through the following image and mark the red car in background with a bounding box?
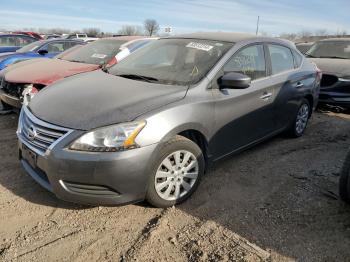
[0,36,156,109]
[12,31,43,40]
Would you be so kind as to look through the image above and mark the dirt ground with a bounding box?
[0,109,350,262]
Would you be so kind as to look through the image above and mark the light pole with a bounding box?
[256,16,260,35]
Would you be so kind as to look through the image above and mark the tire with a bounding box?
[0,100,13,111]
[339,151,350,204]
[286,98,311,138]
[146,135,205,208]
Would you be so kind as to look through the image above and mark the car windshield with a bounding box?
[16,41,43,53]
[306,41,350,59]
[60,39,127,65]
[109,38,233,86]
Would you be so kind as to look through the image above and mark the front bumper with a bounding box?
[319,91,350,107]
[0,89,21,108]
[18,134,158,206]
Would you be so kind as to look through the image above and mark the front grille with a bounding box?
[19,107,71,154]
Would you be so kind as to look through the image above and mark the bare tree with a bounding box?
[117,25,142,36]
[315,29,327,36]
[83,28,101,37]
[279,33,298,41]
[144,19,160,36]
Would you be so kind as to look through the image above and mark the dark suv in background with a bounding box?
[17,33,321,207]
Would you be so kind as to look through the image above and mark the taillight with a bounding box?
[316,67,322,82]
[107,57,117,66]
[30,86,39,94]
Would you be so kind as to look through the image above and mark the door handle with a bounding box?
[296,82,304,88]
[260,92,272,100]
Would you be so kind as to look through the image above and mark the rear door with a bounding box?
[210,44,276,159]
[265,44,312,130]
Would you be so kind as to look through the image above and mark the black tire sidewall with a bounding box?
[339,151,350,204]
[146,136,205,208]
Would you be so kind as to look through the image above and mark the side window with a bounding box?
[224,45,266,80]
[17,36,36,47]
[45,42,65,53]
[292,49,303,68]
[268,44,295,74]
[0,36,16,46]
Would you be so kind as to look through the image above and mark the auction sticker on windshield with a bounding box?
[186,42,213,52]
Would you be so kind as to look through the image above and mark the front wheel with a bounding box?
[339,151,350,204]
[146,136,205,208]
[286,98,311,138]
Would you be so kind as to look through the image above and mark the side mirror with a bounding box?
[38,49,48,55]
[219,72,251,89]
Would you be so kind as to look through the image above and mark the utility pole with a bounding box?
[256,16,260,35]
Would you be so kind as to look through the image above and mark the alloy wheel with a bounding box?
[295,103,309,134]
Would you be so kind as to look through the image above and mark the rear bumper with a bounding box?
[0,89,21,108]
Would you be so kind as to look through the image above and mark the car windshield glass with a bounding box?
[306,41,350,59]
[108,38,233,86]
[16,41,43,52]
[60,39,127,65]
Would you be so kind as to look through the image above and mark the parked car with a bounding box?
[0,36,156,109]
[0,34,37,53]
[12,31,43,40]
[296,42,314,54]
[340,150,350,204]
[0,38,84,70]
[16,32,321,207]
[44,34,62,40]
[66,33,88,39]
[306,38,350,108]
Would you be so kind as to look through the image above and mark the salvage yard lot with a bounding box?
[0,111,350,262]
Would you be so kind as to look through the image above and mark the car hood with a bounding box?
[29,70,188,130]
[4,58,99,86]
[0,52,16,61]
[309,58,350,77]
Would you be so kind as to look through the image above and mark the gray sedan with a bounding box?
[17,32,321,207]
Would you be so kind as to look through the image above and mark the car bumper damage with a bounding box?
[17,106,157,206]
[319,74,350,107]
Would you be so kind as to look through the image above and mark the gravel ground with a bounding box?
[0,110,349,262]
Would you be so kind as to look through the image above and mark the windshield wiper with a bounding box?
[68,59,87,64]
[305,54,316,58]
[117,74,159,83]
[319,56,349,59]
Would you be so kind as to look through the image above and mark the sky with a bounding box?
[1,0,350,36]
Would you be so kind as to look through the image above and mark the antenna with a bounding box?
[256,16,260,35]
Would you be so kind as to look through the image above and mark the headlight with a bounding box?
[69,121,146,152]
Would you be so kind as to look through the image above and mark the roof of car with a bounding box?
[102,36,148,41]
[166,32,293,45]
[319,38,350,42]
[0,33,37,38]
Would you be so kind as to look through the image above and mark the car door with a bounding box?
[210,44,276,159]
[265,44,309,130]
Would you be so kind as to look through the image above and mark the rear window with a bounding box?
[268,44,295,75]
[60,39,127,65]
[293,49,303,68]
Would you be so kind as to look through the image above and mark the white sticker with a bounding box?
[186,42,213,52]
[91,53,107,59]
